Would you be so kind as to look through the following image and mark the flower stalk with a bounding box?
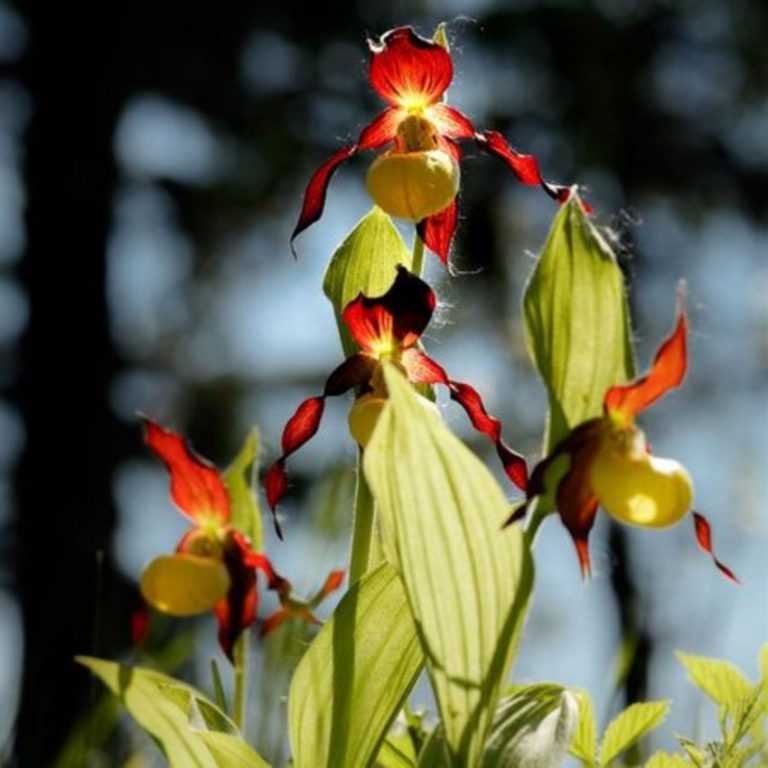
[232,629,249,735]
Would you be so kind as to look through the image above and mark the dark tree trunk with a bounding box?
[11,9,134,765]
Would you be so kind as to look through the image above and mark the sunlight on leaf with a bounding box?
[365,366,534,766]
[524,193,634,455]
[570,690,597,767]
[676,651,754,712]
[644,752,690,768]
[196,732,270,767]
[288,562,422,768]
[599,700,670,767]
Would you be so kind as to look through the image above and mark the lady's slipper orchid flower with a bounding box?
[264,266,528,530]
[507,303,737,582]
[291,26,572,265]
[141,420,344,657]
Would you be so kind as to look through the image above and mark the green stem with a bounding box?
[349,454,377,584]
[233,629,249,736]
[411,232,425,277]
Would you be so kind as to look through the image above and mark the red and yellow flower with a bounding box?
[140,420,343,658]
[264,266,528,525]
[509,301,737,582]
[291,26,573,265]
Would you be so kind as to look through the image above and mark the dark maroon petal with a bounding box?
[605,306,688,419]
[477,130,571,203]
[342,266,436,352]
[290,145,357,256]
[264,357,374,527]
[358,107,403,150]
[429,103,476,140]
[368,27,453,107]
[131,602,150,647]
[693,512,739,583]
[214,532,259,660]
[447,380,528,492]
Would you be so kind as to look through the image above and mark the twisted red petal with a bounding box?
[143,419,230,525]
[692,512,739,583]
[317,569,345,600]
[477,130,571,203]
[402,349,528,491]
[428,103,476,140]
[264,356,375,528]
[342,266,436,352]
[368,27,453,107]
[605,308,688,418]
[260,608,290,638]
[418,200,458,266]
[131,603,150,647]
[291,145,357,255]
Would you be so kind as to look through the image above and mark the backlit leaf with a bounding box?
[524,193,634,455]
[599,700,670,766]
[676,652,754,712]
[644,752,690,768]
[364,366,534,766]
[288,562,422,768]
[77,657,234,768]
[323,206,412,357]
[223,429,262,550]
[196,732,270,767]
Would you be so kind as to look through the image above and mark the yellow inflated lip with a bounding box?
[140,553,231,617]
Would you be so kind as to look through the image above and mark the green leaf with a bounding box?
[417,728,451,768]
[376,735,417,768]
[523,193,634,455]
[210,658,228,714]
[760,644,768,685]
[77,657,221,767]
[364,366,534,766]
[223,428,262,550]
[323,206,412,357]
[676,652,754,712]
[644,752,690,768]
[570,691,597,767]
[599,700,670,767]
[196,732,270,767]
[288,562,423,768]
[480,684,579,768]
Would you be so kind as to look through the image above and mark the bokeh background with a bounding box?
[1,0,767,765]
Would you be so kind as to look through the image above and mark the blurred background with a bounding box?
[1,0,766,764]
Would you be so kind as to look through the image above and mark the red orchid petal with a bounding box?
[358,107,403,150]
[143,419,230,526]
[418,200,458,266]
[214,532,259,660]
[558,463,601,580]
[318,569,345,599]
[401,349,528,491]
[342,266,436,352]
[692,512,739,583]
[264,355,375,526]
[477,130,572,203]
[428,103,475,140]
[291,144,357,256]
[605,308,687,418]
[260,608,290,638]
[368,27,453,107]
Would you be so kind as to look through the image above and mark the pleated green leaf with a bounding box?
[480,684,578,768]
[524,193,635,454]
[288,562,423,768]
[77,657,269,768]
[323,206,412,356]
[364,366,534,766]
[570,691,597,767]
[599,700,670,767]
[223,428,262,550]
